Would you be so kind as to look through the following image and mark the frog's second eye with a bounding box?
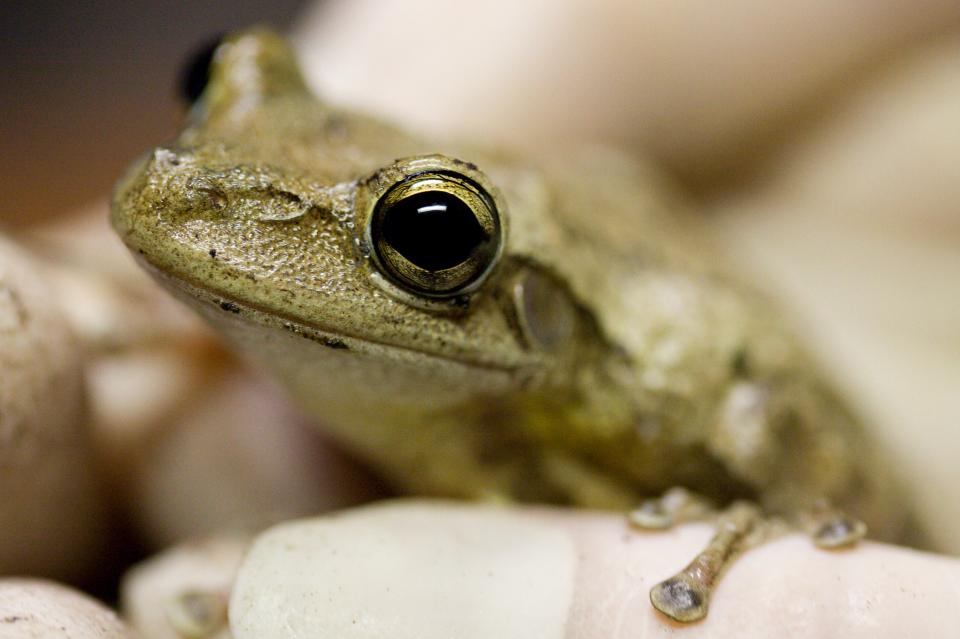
[370,172,502,297]
[178,35,223,103]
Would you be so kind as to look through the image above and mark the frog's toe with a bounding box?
[649,575,710,623]
[628,487,712,530]
[629,497,675,529]
[642,498,868,623]
[646,501,765,623]
[808,509,867,549]
[165,588,228,638]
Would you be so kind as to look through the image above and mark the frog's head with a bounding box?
[112,29,592,405]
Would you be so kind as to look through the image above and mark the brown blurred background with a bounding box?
[0,1,306,227]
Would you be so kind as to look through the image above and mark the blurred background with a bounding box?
[1,1,306,227]
[1,0,958,566]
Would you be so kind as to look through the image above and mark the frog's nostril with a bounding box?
[178,34,225,104]
[185,177,228,213]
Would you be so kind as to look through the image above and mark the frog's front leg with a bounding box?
[631,490,867,623]
[643,499,767,623]
[629,374,874,622]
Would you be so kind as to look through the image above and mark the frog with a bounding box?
[111,28,908,623]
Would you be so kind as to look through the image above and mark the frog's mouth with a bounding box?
[138,256,536,376]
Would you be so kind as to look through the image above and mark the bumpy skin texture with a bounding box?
[112,30,905,539]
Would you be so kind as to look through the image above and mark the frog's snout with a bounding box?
[139,147,226,216]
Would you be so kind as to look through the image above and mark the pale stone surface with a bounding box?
[231,501,575,639]
[0,579,132,638]
[130,368,381,548]
[0,236,106,580]
[231,501,960,638]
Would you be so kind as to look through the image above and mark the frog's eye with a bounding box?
[369,171,503,297]
[178,35,224,104]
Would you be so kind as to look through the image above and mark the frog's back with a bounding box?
[490,149,906,539]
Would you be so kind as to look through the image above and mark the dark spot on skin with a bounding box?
[322,337,349,350]
[282,322,350,350]
[452,158,479,171]
[731,347,750,377]
[3,616,27,624]
[219,301,240,314]
[209,249,217,258]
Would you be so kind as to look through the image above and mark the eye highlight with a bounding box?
[369,171,502,297]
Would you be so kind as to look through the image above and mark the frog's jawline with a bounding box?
[137,255,524,374]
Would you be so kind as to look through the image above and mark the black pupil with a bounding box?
[179,35,223,103]
[382,191,489,272]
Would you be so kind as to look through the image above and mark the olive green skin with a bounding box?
[112,30,905,538]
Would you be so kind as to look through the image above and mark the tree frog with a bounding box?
[112,29,908,622]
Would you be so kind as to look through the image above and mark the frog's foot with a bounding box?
[802,501,868,549]
[165,588,229,638]
[646,500,768,623]
[628,487,713,530]
[635,495,868,623]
